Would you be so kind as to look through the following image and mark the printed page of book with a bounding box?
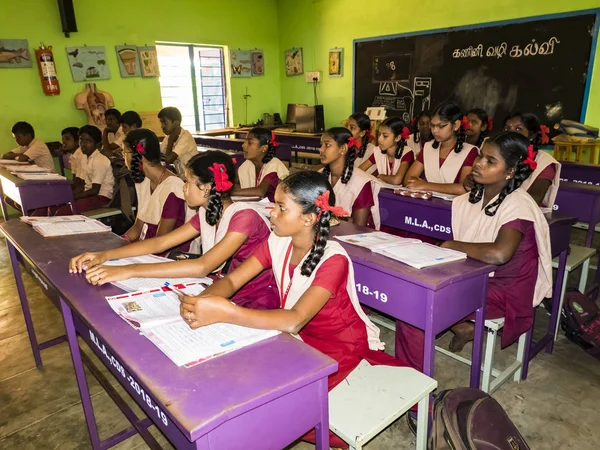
[33,220,111,237]
[373,242,466,269]
[9,165,52,173]
[336,231,421,251]
[17,173,66,180]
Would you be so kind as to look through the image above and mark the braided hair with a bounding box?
[124,128,162,183]
[412,110,431,144]
[467,108,490,148]
[248,127,277,164]
[280,171,336,277]
[187,151,236,226]
[349,113,372,158]
[503,111,542,156]
[380,117,408,160]
[431,101,466,153]
[469,132,534,217]
[321,127,357,184]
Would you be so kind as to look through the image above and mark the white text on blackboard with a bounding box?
[453,37,560,59]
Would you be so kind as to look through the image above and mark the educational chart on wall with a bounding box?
[138,46,160,77]
[230,49,252,78]
[115,45,141,78]
[0,39,32,68]
[353,13,597,130]
[66,46,110,82]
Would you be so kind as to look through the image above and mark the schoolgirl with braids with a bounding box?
[181,171,406,447]
[396,132,552,369]
[406,110,432,157]
[346,112,376,168]
[465,108,491,148]
[70,150,279,311]
[233,127,289,201]
[404,101,479,195]
[320,127,382,229]
[359,116,414,185]
[503,112,561,207]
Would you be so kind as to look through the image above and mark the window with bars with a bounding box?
[156,44,230,132]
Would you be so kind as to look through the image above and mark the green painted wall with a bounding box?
[277,0,600,129]
[0,0,281,152]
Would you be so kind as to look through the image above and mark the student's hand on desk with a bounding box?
[69,251,108,273]
[84,264,131,286]
[180,294,231,329]
[405,178,428,190]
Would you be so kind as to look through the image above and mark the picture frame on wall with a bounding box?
[0,39,32,68]
[115,45,141,78]
[66,46,111,82]
[329,48,343,77]
[284,48,303,76]
[230,49,252,78]
[251,50,264,76]
[138,46,160,77]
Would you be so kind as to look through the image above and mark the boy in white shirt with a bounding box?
[158,106,197,177]
[3,122,55,172]
[61,127,83,176]
[102,108,125,156]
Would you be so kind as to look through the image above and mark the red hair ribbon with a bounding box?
[231,157,237,164]
[540,125,550,145]
[347,136,362,149]
[401,127,411,140]
[461,116,471,130]
[487,117,493,130]
[208,163,233,192]
[270,131,279,147]
[314,190,349,220]
[411,117,417,126]
[135,141,145,154]
[523,144,538,170]
[364,128,373,141]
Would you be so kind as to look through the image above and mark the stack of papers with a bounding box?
[8,165,52,173]
[377,181,456,201]
[0,160,29,166]
[336,231,467,269]
[21,215,111,237]
[16,173,66,180]
[106,282,279,367]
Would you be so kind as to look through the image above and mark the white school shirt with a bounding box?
[70,148,84,177]
[107,127,125,149]
[12,138,55,172]
[79,150,115,199]
[159,129,197,177]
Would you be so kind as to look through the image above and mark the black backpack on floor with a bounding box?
[561,289,600,359]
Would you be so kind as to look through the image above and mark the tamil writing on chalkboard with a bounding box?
[453,37,560,60]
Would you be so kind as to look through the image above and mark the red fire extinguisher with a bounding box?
[35,43,60,96]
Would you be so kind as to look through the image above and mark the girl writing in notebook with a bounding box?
[120,129,193,250]
[406,111,432,157]
[359,117,414,185]
[503,112,561,207]
[232,128,289,202]
[69,151,279,311]
[465,108,491,148]
[346,112,376,168]
[319,127,381,229]
[396,132,552,367]
[180,171,406,448]
[404,102,479,195]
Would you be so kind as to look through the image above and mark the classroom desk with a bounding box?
[1,221,337,450]
[554,181,600,247]
[331,222,496,388]
[377,190,576,368]
[193,135,292,165]
[232,130,322,156]
[559,161,600,186]
[0,166,75,220]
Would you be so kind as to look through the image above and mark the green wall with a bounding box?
[0,0,281,152]
[277,0,600,129]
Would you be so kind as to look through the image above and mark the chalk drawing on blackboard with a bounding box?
[413,77,433,114]
[373,82,414,123]
[373,54,411,82]
[545,102,563,120]
[454,67,517,118]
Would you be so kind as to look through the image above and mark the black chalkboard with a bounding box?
[353,13,598,130]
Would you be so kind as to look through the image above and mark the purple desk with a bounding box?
[1,221,337,450]
[559,161,600,186]
[193,135,292,166]
[233,130,322,157]
[554,181,600,247]
[331,222,495,388]
[0,167,76,219]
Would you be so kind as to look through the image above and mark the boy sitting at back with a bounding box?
[102,108,125,156]
[158,106,197,177]
[3,122,55,172]
[61,127,83,177]
[119,110,143,135]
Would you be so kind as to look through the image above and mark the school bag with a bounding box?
[561,289,600,359]
[429,388,530,450]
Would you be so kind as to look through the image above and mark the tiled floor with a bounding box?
[0,229,599,450]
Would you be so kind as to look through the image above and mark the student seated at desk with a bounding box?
[179,171,406,448]
[403,102,478,195]
[120,128,192,249]
[61,127,82,173]
[70,150,279,311]
[359,117,414,185]
[396,132,552,370]
[3,121,55,172]
[406,110,433,157]
[232,127,289,202]
[102,108,125,156]
[319,127,381,229]
[465,108,491,149]
[159,107,197,178]
[119,110,142,136]
[347,113,376,168]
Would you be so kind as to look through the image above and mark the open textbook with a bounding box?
[106,282,279,367]
[376,181,456,201]
[21,215,111,237]
[336,232,466,269]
